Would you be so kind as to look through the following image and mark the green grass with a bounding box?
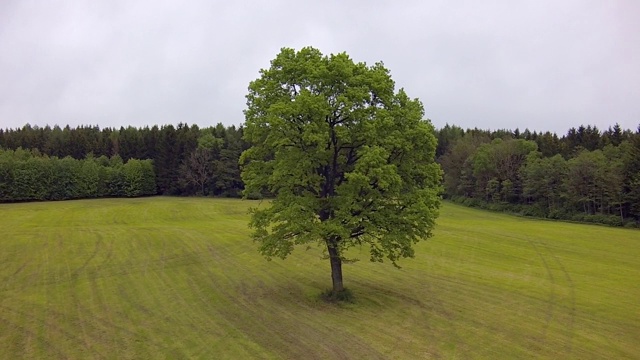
[0,197,638,359]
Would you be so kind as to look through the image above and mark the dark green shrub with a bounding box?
[245,191,263,200]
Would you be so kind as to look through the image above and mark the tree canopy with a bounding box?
[436,124,640,226]
[240,47,442,298]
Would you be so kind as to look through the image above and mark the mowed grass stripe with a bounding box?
[0,197,638,359]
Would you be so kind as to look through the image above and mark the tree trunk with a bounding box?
[327,241,344,294]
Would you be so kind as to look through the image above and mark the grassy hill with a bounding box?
[0,197,638,359]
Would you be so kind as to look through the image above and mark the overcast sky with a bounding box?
[1,0,638,134]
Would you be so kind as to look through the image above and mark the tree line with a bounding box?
[2,121,639,227]
[436,123,640,227]
[0,123,247,199]
[0,148,155,201]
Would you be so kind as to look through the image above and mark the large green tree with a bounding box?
[240,47,442,298]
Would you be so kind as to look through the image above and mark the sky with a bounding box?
[0,0,638,135]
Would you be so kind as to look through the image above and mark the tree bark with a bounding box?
[327,240,344,294]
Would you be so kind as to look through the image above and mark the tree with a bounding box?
[623,132,640,221]
[439,132,490,197]
[602,144,626,221]
[564,150,607,214]
[122,159,156,197]
[155,125,179,194]
[214,126,246,197]
[240,47,442,298]
[180,147,214,195]
[471,138,537,203]
[522,152,567,212]
[435,124,464,157]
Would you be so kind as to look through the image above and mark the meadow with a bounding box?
[0,197,638,359]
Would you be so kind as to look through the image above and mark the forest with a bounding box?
[437,123,640,226]
[0,122,639,227]
[0,123,246,201]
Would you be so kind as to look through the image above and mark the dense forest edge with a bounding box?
[1,122,639,227]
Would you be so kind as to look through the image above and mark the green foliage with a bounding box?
[106,164,126,197]
[0,150,155,202]
[197,132,223,150]
[123,159,146,197]
[471,138,538,200]
[485,178,500,202]
[439,124,640,226]
[522,153,567,212]
[2,111,636,223]
[78,157,100,198]
[435,123,465,157]
[439,133,490,197]
[623,134,640,218]
[241,47,442,293]
[0,151,13,201]
[564,149,607,214]
[244,191,263,200]
[0,122,250,199]
[11,157,45,200]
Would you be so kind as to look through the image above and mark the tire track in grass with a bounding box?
[521,234,578,356]
[80,238,123,358]
[199,239,316,358]
[71,298,171,357]
[195,228,378,359]
[83,262,126,359]
[538,240,576,354]
[182,273,243,356]
[174,231,254,353]
[184,278,269,359]
[1,259,33,290]
[428,235,535,357]
[16,293,170,359]
[351,273,462,358]
[525,237,557,339]
[0,305,74,359]
[222,262,386,359]
[70,287,100,358]
[420,291,464,358]
[472,228,562,350]
[96,235,114,271]
[228,285,353,359]
[424,273,532,358]
[430,230,565,358]
[38,302,94,357]
[123,229,218,357]
[2,199,607,358]
[48,227,108,358]
[111,228,162,357]
[70,234,102,279]
[148,267,209,356]
[293,295,387,358]
[89,275,137,358]
[0,315,67,358]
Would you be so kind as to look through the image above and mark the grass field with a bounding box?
[0,197,638,359]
